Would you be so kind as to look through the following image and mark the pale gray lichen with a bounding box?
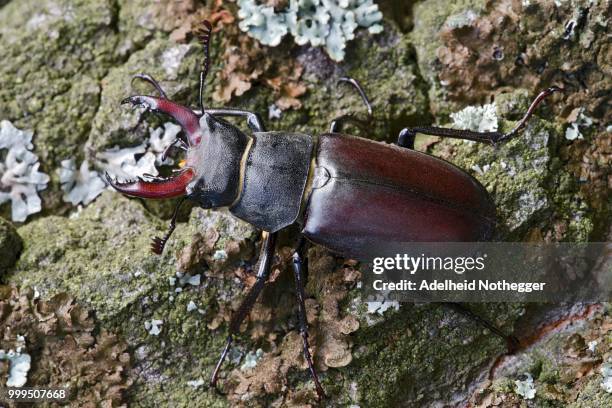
[186,379,205,388]
[161,45,191,78]
[97,123,182,181]
[0,349,32,387]
[240,348,264,371]
[145,319,163,336]
[0,121,50,222]
[0,120,33,151]
[366,300,400,315]
[450,103,498,132]
[238,1,288,46]
[565,107,593,140]
[149,122,182,166]
[213,249,227,260]
[268,104,282,119]
[96,144,157,180]
[515,373,536,399]
[237,0,383,62]
[58,159,106,206]
[444,9,479,29]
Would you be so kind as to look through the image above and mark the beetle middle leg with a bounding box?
[210,231,277,390]
[329,77,373,134]
[292,237,326,399]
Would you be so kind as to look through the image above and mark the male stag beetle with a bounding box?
[105,21,560,399]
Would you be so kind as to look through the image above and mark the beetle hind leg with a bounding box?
[210,232,277,390]
[292,237,326,400]
[132,73,168,99]
[444,302,520,354]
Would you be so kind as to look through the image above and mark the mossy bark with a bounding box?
[0,0,609,406]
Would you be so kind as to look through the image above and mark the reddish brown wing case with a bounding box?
[301,134,497,259]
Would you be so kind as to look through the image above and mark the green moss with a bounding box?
[86,37,201,154]
[338,302,523,407]
[0,217,22,275]
[410,0,487,117]
[7,191,257,406]
[0,0,119,167]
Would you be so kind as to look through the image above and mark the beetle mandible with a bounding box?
[105,21,560,399]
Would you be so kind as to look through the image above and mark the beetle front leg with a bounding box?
[131,73,168,99]
[204,108,266,133]
[292,237,326,400]
[210,231,277,390]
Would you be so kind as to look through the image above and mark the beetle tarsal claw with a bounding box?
[151,236,166,255]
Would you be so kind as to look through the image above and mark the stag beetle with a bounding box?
[105,21,560,399]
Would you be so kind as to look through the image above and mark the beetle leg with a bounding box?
[329,77,373,134]
[210,232,277,390]
[397,128,416,149]
[329,114,371,134]
[292,237,326,400]
[397,87,562,147]
[443,302,520,353]
[131,73,168,99]
[150,197,187,255]
[121,95,202,145]
[202,108,266,133]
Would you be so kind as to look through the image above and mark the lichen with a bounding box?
[412,0,610,121]
[514,373,536,399]
[0,349,31,387]
[96,144,157,180]
[602,362,612,393]
[149,122,182,166]
[469,305,612,407]
[0,217,22,275]
[0,121,49,222]
[0,286,132,406]
[565,107,594,141]
[450,103,498,132]
[237,0,383,61]
[58,159,106,206]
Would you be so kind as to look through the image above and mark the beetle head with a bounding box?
[106,96,248,211]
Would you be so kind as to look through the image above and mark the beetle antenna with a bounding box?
[502,86,562,141]
[151,197,187,255]
[195,20,213,115]
[396,86,563,147]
